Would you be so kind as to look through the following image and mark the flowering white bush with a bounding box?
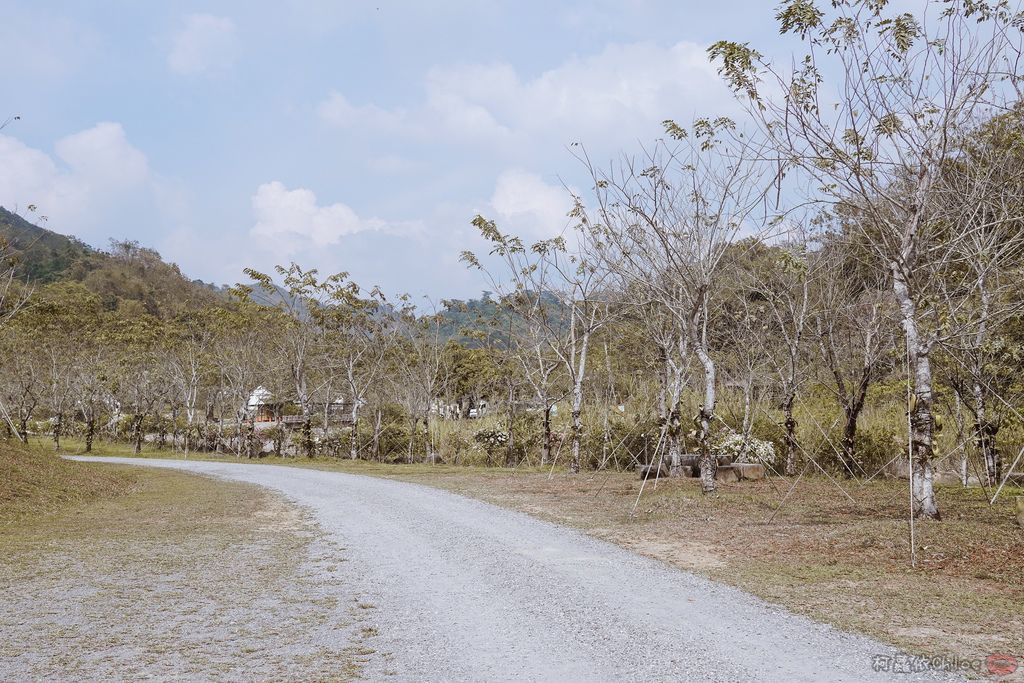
[713,431,776,465]
[473,427,510,451]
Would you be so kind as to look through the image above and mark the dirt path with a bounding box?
[58,457,965,682]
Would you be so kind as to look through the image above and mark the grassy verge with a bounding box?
[1,441,376,680]
[0,440,137,525]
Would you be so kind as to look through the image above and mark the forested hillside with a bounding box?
[1,207,224,318]
[0,207,92,284]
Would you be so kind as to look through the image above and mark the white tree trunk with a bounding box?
[893,267,939,519]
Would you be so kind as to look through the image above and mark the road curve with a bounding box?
[71,457,957,682]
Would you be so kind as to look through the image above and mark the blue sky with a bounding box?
[0,1,783,299]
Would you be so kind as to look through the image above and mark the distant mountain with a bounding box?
[0,206,223,318]
[440,291,568,347]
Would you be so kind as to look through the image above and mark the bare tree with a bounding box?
[244,264,340,457]
[575,121,771,492]
[736,233,820,475]
[463,218,611,473]
[165,311,216,456]
[710,0,1024,517]
[813,241,896,476]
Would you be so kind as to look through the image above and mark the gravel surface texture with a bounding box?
[67,457,965,682]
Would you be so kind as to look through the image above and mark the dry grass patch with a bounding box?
[0,458,370,682]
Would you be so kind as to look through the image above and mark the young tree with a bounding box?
[322,284,391,460]
[165,310,217,456]
[936,107,1024,486]
[463,219,611,473]
[393,298,450,463]
[503,292,569,466]
[109,313,168,454]
[813,238,896,476]
[575,122,770,492]
[736,237,819,475]
[0,327,40,442]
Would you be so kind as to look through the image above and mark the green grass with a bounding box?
[0,440,138,526]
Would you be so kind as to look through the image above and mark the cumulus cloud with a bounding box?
[489,170,572,240]
[168,14,239,76]
[318,41,735,148]
[0,122,152,240]
[250,181,386,251]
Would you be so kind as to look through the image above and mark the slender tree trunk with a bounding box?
[274,410,283,457]
[373,408,382,461]
[350,401,360,460]
[569,402,583,472]
[568,372,586,473]
[783,393,797,476]
[694,342,717,494]
[425,410,435,464]
[909,352,939,519]
[506,379,515,467]
[84,414,95,453]
[52,413,62,452]
[840,409,858,477]
[667,407,683,476]
[972,281,1000,486]
[302,417,313,457]
[18,417,28,444]
[895,273,939,518]
[171,406,179,452]
[133,414,144,454]
[568,325,592,474]
[540,405,552,466]
[974,389,1000,487]
[246,419,256,458]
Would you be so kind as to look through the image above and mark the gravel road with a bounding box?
[71,457,962,682]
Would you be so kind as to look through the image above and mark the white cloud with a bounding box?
[0,122,153,240]
[318,41,735,148]
[316,91,408,131]
[168,14,239,76]
[250,181,386,251]
[489,170,572,240]
[56,122,149,190]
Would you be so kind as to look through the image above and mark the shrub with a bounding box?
[473,427,510,463]
[713,430,777,465]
